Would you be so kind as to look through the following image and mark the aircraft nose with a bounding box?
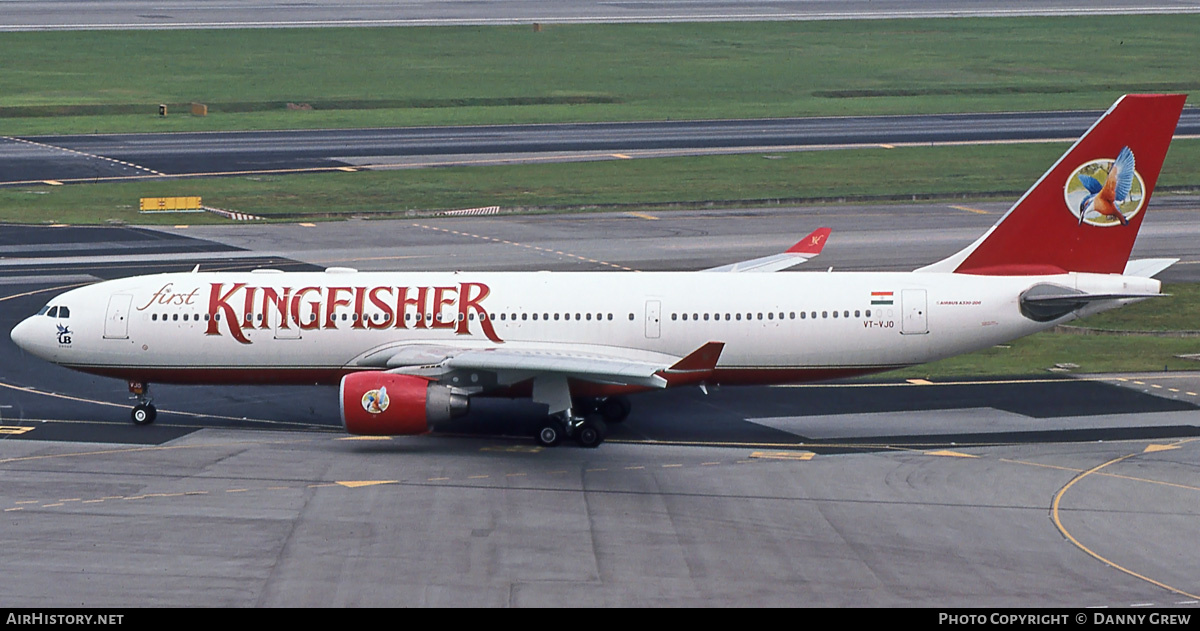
[10,316,37,352]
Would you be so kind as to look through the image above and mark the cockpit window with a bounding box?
[47,306,59,318]
[37,306,50,316]
[58,306,69,318]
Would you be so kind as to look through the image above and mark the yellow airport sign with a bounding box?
[139,197,203,212]
[0,426,34,435]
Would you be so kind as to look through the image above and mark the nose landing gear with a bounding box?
[128,381,157,426]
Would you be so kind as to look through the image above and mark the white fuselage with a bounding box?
[11,268,1157,391]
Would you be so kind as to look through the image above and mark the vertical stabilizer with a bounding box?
[918,94,1186,275]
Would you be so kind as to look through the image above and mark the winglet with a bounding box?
[667,341,725,372]
[785,227,832,256]
[703,228,832,272]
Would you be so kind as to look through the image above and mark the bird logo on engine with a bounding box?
[361,386,389,414]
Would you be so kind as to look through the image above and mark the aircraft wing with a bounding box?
[360,341,724,390]
[446,348,671,388]
[703,227,832,272]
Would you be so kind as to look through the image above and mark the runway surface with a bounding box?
[6,109,1200,186]
[2,205,1199,606]
[3,0,1200,30]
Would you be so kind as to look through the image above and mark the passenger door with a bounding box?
[900,289,929,335]
[103,294,133,339]
[644,300,661,339]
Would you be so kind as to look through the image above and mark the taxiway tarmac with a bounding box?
[3,426,1199,607]
[6,110,1200,186]
[2,207,1199,606]
[149,195,1200,282]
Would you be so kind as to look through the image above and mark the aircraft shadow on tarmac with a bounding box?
[3,376,1198,450]
[443,379,1200,453]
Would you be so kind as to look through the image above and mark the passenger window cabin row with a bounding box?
[147,312,625,324]
[672,310,871,321]
[146,309,874,325]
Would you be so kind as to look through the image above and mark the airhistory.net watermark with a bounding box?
[6,614,123,626]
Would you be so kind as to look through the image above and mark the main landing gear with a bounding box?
[128,381,157,426]
[533,396,630,448]
[535,413,607,448]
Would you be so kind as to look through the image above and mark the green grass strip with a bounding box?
[3,139,1198,225]
[2,16,1199,134]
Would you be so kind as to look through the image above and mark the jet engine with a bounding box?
[340,372,469,435]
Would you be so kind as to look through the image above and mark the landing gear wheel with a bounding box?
[131,404,157,426]
[534,419,565,447]
[599,396,631,423]
[575,415,607,449]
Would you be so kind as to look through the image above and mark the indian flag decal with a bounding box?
[871,291,894,305]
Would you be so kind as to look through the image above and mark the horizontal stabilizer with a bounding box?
[704,227,831,273]
[1019,283,1160,322]
[1022,292,1162,304]
[1123,258,1178,278]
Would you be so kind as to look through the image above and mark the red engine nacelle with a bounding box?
[340,372,469,436]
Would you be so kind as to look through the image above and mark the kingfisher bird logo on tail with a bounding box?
[1068,146,1142,227]
[918,94,1186,276]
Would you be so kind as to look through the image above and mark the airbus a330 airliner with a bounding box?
[10,94,1187,447]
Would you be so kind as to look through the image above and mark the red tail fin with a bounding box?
[921,94,1186,275]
